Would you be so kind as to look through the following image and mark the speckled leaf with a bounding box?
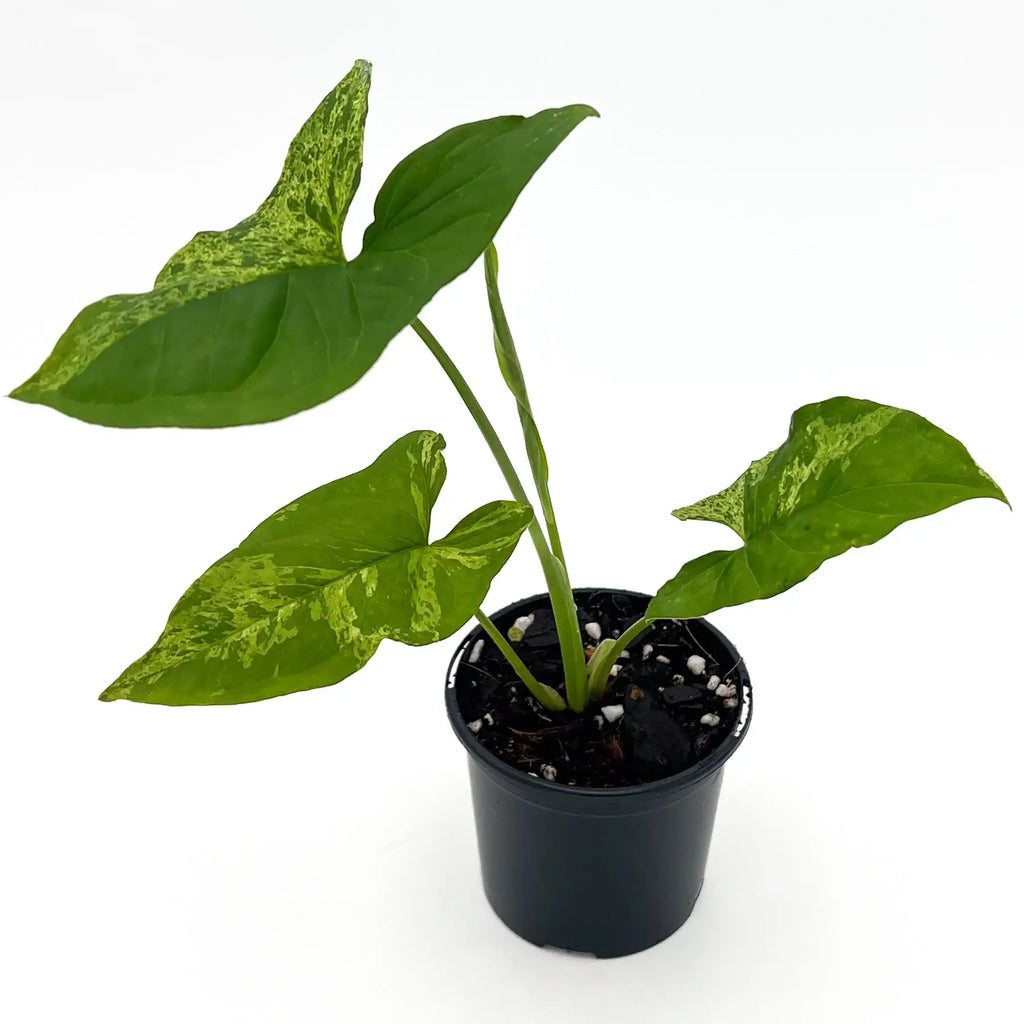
[11,63,596,427]
[648,397,1007,620]
[11,61,371,425]
[99,431,532,704]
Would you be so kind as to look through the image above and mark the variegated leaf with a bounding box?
[11,62,596,427]
[100,431,532,704]
[648,397,1007,620]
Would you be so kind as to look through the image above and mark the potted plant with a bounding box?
[9,61,1007,957]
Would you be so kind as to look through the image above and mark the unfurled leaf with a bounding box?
[361,108,597,280]
[100,431,532,704]
[11,62,372,426]
[648,397,1007,620]
[11,63,596,427]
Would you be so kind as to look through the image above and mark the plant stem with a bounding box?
[411,317,589,709]
[483,244,570,569]
[473,611,566,712]
[412,319,531,510]
[586,614,654,701]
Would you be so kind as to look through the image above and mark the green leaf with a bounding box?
[11,62,596,428]
[99,431,532,704]
[648,397,1008,620]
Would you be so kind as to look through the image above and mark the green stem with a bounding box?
[411,318,532,510]
[587,614,654,702]
[483,244,570,569]
[411,317,589,708]
[473,611,566,712]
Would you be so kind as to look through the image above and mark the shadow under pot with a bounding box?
[445,587,752,959]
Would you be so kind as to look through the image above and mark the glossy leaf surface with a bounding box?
[649,397,1007,620]
[11,63,596,427]
[100,431,532,704]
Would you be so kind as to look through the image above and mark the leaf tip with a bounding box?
[987,472,1010,508]
[7,379,34,402]
[98,674,133,702]
[350,58,372,82]
[484,242,499,276]
[6,381,57,412]
[554,102,600,123]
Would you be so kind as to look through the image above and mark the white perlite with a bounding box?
[700,713,721,727]
[642,644,654,660]
[541,764,558,782]
[655,654,671,665]
[686,654,707,675]
[723,697,739,708]
[468,638,485,664]
[508,613,535,642]
[468,719,483,733]
[618,649,630,659]
[584,621,602,641]
[483,712,494,726]
[609,664,621,677]
[594,715,604,729]
[601,704,625,723]
[715,682,737,698]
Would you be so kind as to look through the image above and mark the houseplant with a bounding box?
[9,60,1007,956]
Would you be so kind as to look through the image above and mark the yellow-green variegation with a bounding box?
[100,431,532,704]
[648,397,1008,620]
[11,61,597,427]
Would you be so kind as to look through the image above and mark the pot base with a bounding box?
[470,754,723,957]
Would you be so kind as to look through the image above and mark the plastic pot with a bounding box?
[445,588,752,958]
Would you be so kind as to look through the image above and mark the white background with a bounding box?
[1,1,1021,1021]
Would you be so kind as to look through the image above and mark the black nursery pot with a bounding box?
[445,589,752,959]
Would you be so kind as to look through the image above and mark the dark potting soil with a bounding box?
[452,590,746,788]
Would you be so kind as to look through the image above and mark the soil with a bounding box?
[451,589,747,788]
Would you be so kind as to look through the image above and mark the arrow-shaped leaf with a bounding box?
[648,397,1007,620]
[100,431,532,704]
[11,62,596,427]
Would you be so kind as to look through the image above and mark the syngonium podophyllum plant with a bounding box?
[11,61,1008,715]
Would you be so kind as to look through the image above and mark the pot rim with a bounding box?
[445,587,753,802]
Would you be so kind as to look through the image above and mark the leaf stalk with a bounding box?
[586,615,654,702]
[483,244,570,569]
[473,610,566,712]
[411,317,589,709]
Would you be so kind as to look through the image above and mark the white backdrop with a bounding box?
[1,2,1021,1021]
